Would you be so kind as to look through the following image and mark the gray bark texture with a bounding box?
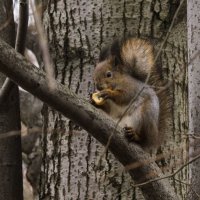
[0,0,23,200]
[38,0,188,199]
[187,0,200,199]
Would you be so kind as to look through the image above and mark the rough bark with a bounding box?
[187,0,200,199]
[0,0,23,200]
[0,38,180,200]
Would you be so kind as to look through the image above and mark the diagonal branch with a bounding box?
[0,38,180,200]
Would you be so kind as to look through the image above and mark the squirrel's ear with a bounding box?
[111,39,123,66]
[99,47,110,62]
[112,56,121,67]
[110,39,121,57]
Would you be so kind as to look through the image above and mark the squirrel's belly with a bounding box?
[108,103,134,128]
[117,115,133,128]
[110,103,143,130]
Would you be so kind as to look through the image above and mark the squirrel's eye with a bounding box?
[106,71,112,78]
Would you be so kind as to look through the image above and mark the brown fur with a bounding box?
[121,38,154,77]
[93,37,170,150]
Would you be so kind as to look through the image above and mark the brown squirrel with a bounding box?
[92,37,169,150]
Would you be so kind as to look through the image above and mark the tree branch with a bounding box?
[0,38,180,200]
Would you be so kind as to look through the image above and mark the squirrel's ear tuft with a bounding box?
[111,39,123,65]
[99,47,110,62]
[112,56,121,68]
[110,40,121,57]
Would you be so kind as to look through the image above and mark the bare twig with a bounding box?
[154,0,185,62]
[0,14,13,32]
[0,0,28,104]
[30,1,56,91]
[125,145,183,171]
[188,50,200,66]
[115,153,200,199]
[177,133,200,140]
[0,126,41,140]
[174,178,190,186]
[0,130,21,139]
[0,1,16,32]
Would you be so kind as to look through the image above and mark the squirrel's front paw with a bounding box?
[123,126,140,142]
[98,90,110,99]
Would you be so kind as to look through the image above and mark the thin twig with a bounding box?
[125,143,186,171]
[151,152,200,180]
[174,178,190,186]
[115,153,200,199]
[0,126,41,140]
[0,2,15,32]
[178,133,200,140]
[188,50,200,66]
[0,130,21,139]
[154,0,185,62]
[30,1,56,91]
[0,0,28,104]
[0,14,13,32]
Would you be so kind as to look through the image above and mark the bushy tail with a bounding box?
[149,70,172,146]
[108,37,154,80]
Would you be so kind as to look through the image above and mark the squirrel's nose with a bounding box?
[96,83,104,91]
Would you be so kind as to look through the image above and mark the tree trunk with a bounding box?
[187,0,200,199]
[0,0,23,200]
[39,0,188,199]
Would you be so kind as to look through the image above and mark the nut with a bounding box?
[92,92,105,105]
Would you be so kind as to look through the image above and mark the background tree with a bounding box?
[37,0,188,199]
[0,0,23,199]
[187,0,200,199]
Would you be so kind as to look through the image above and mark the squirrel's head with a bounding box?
[96,37,155,83]
[93,57,124,91]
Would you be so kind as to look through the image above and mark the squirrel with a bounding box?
[92,37,170,150]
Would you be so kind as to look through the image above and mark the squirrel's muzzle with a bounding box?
[96,83,106,91]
